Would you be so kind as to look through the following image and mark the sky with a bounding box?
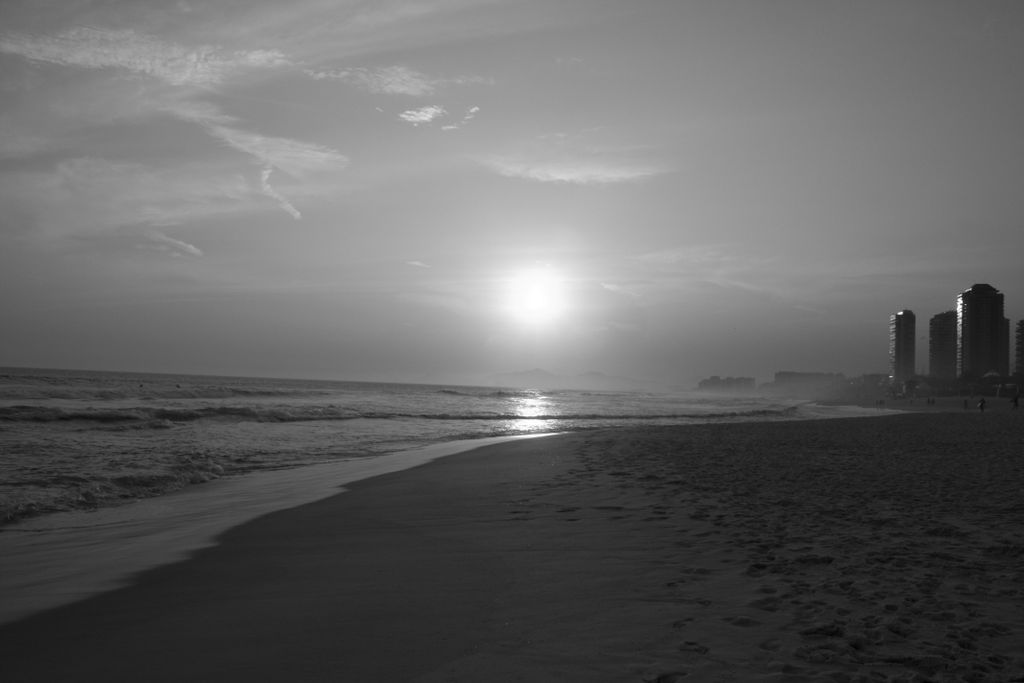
[2,0,1023,387]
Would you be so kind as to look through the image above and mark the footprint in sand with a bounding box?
[678,641,710,655]
[748,596,781,612]
[644,673,689,683]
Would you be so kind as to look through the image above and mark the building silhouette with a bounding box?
[888,309,916,382]
[929,310,957,379]
[1015,320,1024,377]
[956,284,1010,379]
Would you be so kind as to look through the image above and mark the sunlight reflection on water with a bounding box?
[501,394,559,433]
[515,395,548,418]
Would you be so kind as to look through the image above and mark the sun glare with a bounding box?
[504,267,567,327]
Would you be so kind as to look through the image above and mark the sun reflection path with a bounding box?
[503,394,559,433]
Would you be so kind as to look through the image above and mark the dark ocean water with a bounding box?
[0,366,834,524]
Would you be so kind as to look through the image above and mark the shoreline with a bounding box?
[1,411,1022,680]
[0,402,973,628]
[0,433,555,626]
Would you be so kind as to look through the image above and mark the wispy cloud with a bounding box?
[441,106,480,131]
[0,157,259,238]
[145,230,204,257]
[308,65,434,95]
[306,64,490,96]
[482,156,665,184]
[0,26,289,87]
[260,167,302,220]
[601,282,642,298]
[203,123,349,177]
[1,24,348,220]
[159,99,348,218]
[398,104,447,126]
[406,260,431,268]
[481,129,670,184]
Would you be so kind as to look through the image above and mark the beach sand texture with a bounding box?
[1,412,1022,682]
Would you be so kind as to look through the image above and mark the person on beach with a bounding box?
[978,397,986,412]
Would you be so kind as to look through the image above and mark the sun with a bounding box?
[504,267,567,327]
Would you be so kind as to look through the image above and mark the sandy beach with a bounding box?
[2,411,1023,682]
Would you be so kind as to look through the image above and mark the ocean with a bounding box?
[0,366,833,526]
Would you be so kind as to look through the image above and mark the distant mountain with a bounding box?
[487,368,656,392]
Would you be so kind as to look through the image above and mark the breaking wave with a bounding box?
[0,403,800,427]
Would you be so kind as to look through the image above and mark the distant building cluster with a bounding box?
[695,371,856,399]
[695,282,1020,400]
[696,375,756,393]
[760,371,847,397]
[889,283,1021,389]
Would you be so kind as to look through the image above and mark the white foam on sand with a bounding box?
[798,402,905,419]
[0,434,553,626]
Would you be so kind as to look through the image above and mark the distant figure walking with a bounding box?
[1012,395,1020,410]
[978,397,986,412]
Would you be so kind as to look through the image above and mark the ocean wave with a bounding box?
[0,402,800,426]
[1,454,227,525]
[0,385,330,402]
[436,388,540,399]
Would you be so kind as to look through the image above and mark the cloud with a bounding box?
[601,282,642,298]
[0,157,266,239]
[0,26,289,87]
[161,94,349,185]
[406,260,431,268]
[260,167,302,220]
[441,105,480,131]
[398,104,447,126]
[307,65,491,96]
[203,123,348,177]
[143,86,349,215]
[482,156,665,184]
[1,24,348,222]
[145,230,204,257]
[308,65,437,95]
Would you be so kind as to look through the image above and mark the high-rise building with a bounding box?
[889,309,916,382]
[1015,320,1024,377]
[956,283,1010,379]
[929,310,957,379]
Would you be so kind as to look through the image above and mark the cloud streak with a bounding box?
[0,157,257,238]
[441,106,480,131]
[1,24,349,221]
[398,105,447,126]
[308,65,436,95]
[482,156,666,184]
[145,230,204,257]
[260,167,302,220]
[0,26,289,86]
[202,123,349,177]
[306,64,490,96]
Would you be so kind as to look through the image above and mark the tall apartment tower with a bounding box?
[956,283,1010,379]
[929,310,957,379]
[889,309,916,382]
[1015,320,1024,377]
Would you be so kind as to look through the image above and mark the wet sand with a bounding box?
[2,412,1023,681]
